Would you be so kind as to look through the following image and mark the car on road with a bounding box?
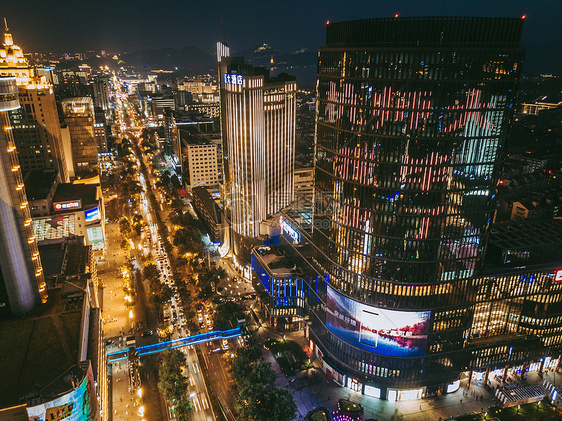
[222,339,229,350]
[141,331,153,337]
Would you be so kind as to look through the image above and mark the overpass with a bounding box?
[107,327,242,362]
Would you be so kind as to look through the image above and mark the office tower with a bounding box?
[61,97,100,177]
[218,45,296,258]
[182,130,220,190]
[91,77,110,111]
[94,106,108,152]
[0,77,46,316]
[0,26,69,182]
[307,17,525,397]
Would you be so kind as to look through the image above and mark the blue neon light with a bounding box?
[108,328,242,362]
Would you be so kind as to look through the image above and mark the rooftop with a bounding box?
[489,219,562,249]
[38,242,66,277]
[254,246,297,277]
[38,236,89,280]
[0,287,84,408]
[180,128,215,146]
[325,17,524,48]
[23,170,58,201]
[52,183,99,207]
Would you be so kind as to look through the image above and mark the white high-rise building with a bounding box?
[218,43,296,258]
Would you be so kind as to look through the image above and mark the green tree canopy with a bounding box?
[119,217,131,236]
[158,349,191,414]
[230,346,297,421]
[143,262,160,282]
[213,301,246,331]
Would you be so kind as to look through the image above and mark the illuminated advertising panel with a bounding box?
[280,215,300,243]
[26,365,99,421]
[556,270,562,282]
[33,214,76,242]
[86,227,104,251]
[53,200,82,212]
[326,285,431,357]
[223,74,243,85]
[84,207,101,224]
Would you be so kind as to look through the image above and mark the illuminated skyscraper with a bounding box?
[302,17,525,397]
[61,97,100,178]
[218,46,296,259]
[0,77,47,316]
[0,25,69,182]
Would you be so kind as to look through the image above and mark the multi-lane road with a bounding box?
[108,91,251,421]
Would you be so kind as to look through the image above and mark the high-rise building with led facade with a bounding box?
[218,46,296,259]
[61,97,100,178]
[286,17,536,399]
[0,77,47,316]
[0,26,69,182]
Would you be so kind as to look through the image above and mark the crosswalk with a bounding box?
[191,394,210,411]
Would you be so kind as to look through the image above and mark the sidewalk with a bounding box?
[256,327,501,421]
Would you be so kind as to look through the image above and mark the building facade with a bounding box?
[218,46,296,259]
[0,77,46,317]
[294,167,314,208]
[192,186,222,243]
[61,97,100,177]
[0,27,69,182]
[273,17,546,399]
[182,132,221,190]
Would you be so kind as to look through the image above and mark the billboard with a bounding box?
[86,227,104,251]
[33,214,76,242]
[54,200,81,212]
[326,285,431,357]
[280,215,300,243]
[84,207,101,224]
[26,365,99,421]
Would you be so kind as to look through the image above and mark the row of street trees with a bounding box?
[230,347,297,421]
[158,349,193,418]
[143,262,173,319]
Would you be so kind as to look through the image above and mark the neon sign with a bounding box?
[54,200,81,211]
[556,270,562,282]
[224,74,243,85]
[280,216,300,243]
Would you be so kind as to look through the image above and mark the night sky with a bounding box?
[3,0,561,57]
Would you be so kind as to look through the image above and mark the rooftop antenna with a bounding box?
[220,9,225,44]
[4,18,8,32]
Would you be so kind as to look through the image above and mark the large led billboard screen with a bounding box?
[26,365,99,421]
[86,227,104,251]
[326,285,430,357]
[84,207,101,224]
[33,214,76,242]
